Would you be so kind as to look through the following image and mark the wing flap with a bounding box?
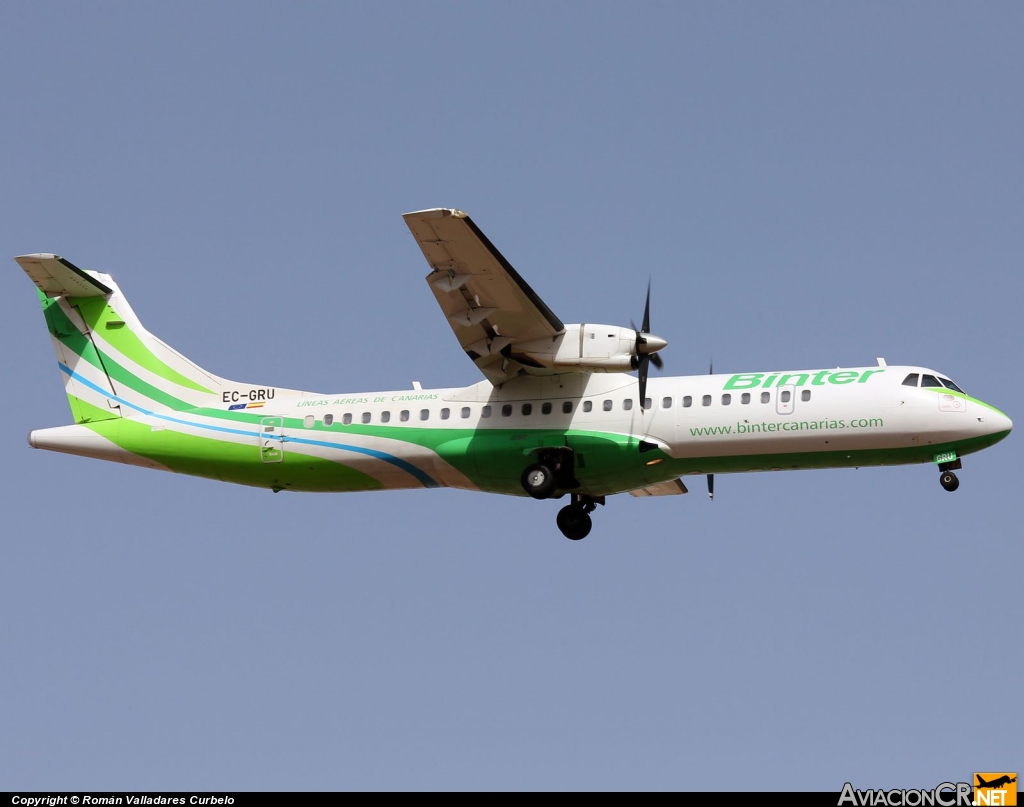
[629,478,690,497]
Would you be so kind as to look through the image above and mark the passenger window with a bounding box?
[760,392,770,403]
[343,413,353,425]
[381,411,391,423]
[662,396,672,409]
[623,399,633,411]
[562,401,573,414]
[902,373,920,387]
[361,412,371,424]
[780,390,791,403]
[801,390,811,402]
[682,396,692,408]
[521,403,532,416]
[440,408,450,420]
[461,407,471,419]
[303,415,315,428]
[482,405,492,418]
[323,414,334,426]
[400,410,410,422]
[741,393,750,404]
[643,398,652,410]
[722,394,731,405]
[583,401,593,412]
[502,404,513,417]
[702,395,711,406]
[541,402,552,415]
[921,375,943,388]
[419,409,429,421]
[940,377,965,393]
[603,400,613,411]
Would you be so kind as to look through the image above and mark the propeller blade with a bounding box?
[641,279,651,335]
[638,355,649,409]
[633,280,664,399]
[707,473,715,501]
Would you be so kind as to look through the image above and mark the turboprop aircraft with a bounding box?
[17,208,1012,540]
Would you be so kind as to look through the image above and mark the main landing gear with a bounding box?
[938,457,962,492]
[521,463,557,500]
[520,449,603,540]
[556,495,601,541]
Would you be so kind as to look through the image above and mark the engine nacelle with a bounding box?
[513,324,642,372]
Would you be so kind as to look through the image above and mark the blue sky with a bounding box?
[2,2,1021,791]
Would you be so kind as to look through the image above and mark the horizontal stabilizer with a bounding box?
[15,253,112,298]
[629,478,689,497]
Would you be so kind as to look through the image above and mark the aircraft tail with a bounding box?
[17,254,228,424]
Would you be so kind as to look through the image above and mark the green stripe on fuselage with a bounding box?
[70,297,213,393]
[80,412,386,492]
[42,294,204,411]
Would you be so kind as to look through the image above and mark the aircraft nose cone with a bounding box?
[639,334,668,354]
[980,405,1012,441]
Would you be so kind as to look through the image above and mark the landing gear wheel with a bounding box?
[556,505,592,540]
[521,463,556,499]
[939,471,960,492]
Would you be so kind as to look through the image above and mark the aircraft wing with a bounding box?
[402,208,564,384]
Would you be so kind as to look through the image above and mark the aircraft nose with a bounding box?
[979,405,1012,439]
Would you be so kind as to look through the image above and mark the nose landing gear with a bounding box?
[938,457,962,492]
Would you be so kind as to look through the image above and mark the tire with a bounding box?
[940,471,960,492]
[521,463,556,499]
[556,505,592,540]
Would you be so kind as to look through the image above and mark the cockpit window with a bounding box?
[940,377,965,394]
[921,374,943,388]
[902,373,919,387]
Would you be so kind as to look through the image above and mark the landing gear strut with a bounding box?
[556,494,602,541]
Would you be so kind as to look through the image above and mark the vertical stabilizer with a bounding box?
[17,254,226,423]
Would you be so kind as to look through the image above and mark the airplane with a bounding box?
[16,207,1013,540]
[976,776,1017,790]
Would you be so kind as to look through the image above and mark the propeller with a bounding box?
[707,359,714,499]
[630,281,668,408]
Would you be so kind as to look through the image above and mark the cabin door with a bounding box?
[259,417,285,463]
